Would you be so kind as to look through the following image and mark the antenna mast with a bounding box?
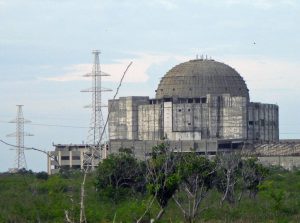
[81,50,111,170]
[7,105,33,172]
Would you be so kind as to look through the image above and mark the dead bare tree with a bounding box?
[215,152,242,205]
[1,61,133,223]
[136,159,159,223]
[78,61,133,223]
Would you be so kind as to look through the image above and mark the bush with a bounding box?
[95,152,146,202]
[36,171,48,180]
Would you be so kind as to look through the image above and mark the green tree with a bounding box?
[95,152,146,202]
[146,143,180,221]
[173,154,217,223]
[240,158,269,199]
[36,171,49,180]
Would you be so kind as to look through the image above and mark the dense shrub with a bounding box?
[95,152,146,202]
[36,171,48,180]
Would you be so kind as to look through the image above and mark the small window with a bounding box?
[188,109,191,112]
[173,88,175,91]
[248,121,254,125]
[178,109,182,112]
[188,99,193,103]
[201,98,207,103]
[195,98,201,103]
[61,156,69,160]
[187,122,191,126]
[72,156,81,160]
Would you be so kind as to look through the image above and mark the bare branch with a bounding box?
[97,61,133,147]
[79,61,133,223]
[79,171,87,223]
[64,210,74,223]
[172,195,187,217]
[0,139,61,168]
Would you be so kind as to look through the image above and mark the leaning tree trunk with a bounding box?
[156,208,165,221]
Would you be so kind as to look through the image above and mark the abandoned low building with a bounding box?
[47,144,108,175]
[108,59,279,159]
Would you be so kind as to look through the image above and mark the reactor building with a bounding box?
[108,58,279,158]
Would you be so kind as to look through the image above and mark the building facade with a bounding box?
[47,144,108,174]
[108,59,279,158]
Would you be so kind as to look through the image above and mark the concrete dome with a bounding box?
[155,59,249,100]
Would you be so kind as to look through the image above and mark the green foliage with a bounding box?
[178,154,216,191]
[118,147,133,154]
[36,171,48,180]
[147,143,180,208]
[241,158,269,198]
[174,154,217,222]
[95,152,146,202]
[2,159,300,222]
[259,180,286,212]
[18,168,34,175]
[59,167,82,179]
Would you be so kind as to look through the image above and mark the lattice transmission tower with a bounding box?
[81,50,111,170]
[7,105,33,171]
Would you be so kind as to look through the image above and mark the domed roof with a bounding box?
[155,59,249,100]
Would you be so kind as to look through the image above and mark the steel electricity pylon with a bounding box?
[81,50,111,170]
[7,105,33,171]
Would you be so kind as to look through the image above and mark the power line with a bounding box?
[0,120,89,129]
[28,123,88,129]
[0,139,61,168]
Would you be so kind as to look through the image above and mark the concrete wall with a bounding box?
[172,102,208,138]
[219,95,248,139]
[108,96,149,140]
[108,96,278,145]
[171,94,246,140]
[47,145,88,175]
[258,156,300,170]
[109,94,249,142]
[138,104,162,140]
[109,139,218,160]
[248,103,279,142]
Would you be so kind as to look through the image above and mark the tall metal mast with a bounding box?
[81,50,111,170]
[7,105,33,171]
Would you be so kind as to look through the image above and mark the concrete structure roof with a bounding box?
[155,59,249,99]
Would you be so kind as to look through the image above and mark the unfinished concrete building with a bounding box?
[108,59,279,159]
[47,144,108,174]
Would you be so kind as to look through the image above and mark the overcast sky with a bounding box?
[0,0,299,172]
